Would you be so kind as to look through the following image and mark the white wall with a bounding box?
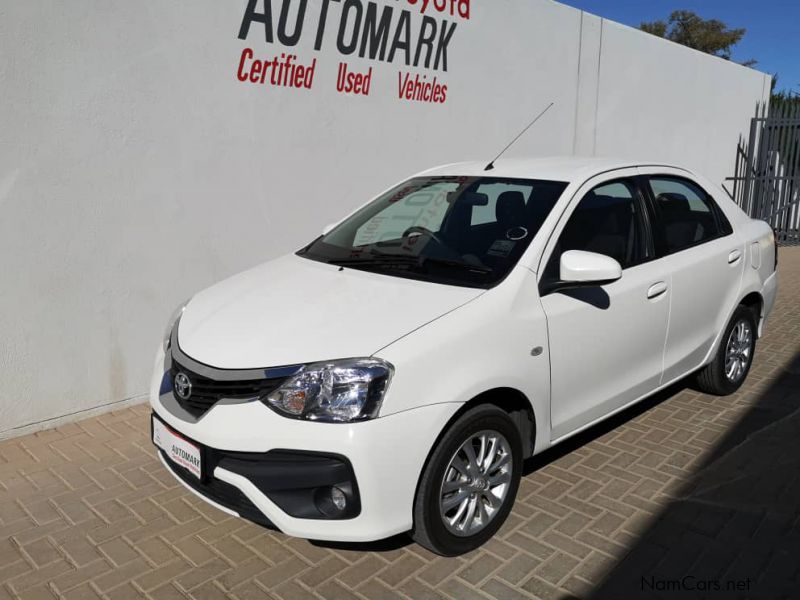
[0,0,770,437]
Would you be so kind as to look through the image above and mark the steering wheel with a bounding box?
[402,226,448,249]
[401,226,471,264]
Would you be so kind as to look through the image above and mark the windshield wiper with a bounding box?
[327,252,413,263]
[326,257,418,272]
[328,253,491,275]
[420,257,492,274]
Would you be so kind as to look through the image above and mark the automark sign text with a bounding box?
[238,0,463,71]
[235,0,466,102]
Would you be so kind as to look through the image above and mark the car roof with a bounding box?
[418,156,691,182]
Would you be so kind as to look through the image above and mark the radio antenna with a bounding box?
[484,102,554,171]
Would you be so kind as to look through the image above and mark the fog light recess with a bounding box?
[331,486,346,511]
[313,483,356,518]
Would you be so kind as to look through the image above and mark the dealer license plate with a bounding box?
[152,416,202,480]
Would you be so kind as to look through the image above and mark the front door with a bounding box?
[539,171,670,440]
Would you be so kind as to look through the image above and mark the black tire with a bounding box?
[411,404,523,556]
[695,305,757,395]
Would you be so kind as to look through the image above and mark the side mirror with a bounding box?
[560,250,622,285]
[322,223,336,235]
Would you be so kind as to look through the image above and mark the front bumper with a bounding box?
[149,347,461,542]
[157,448,275,529]
[153,411,361,523]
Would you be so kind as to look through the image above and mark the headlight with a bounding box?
[163,299,191,352]
[264,358,393,423]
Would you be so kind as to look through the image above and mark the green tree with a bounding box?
[770,76,800,111]
[640,10,756,66]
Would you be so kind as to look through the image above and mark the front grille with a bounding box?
[169,361,287,418]
[160,449,276,529]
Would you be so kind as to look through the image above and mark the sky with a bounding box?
[558,0,800,94]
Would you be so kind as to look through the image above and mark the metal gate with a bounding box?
[725,102,800,245]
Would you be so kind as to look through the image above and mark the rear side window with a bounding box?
[648,177,729,253]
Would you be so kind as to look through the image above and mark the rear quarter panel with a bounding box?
[696,174,777,346]
[738,217,778,333]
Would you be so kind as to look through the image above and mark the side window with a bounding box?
[648,177,724,253]
[545,179,648,280]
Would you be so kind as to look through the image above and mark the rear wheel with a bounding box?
[411,404,523,556]
[695,305,757,395]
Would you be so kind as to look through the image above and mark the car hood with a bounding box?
[177,254,483,369]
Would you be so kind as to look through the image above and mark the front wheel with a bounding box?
[411,404,523,556]
[695,305,757,395]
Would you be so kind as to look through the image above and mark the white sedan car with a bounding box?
[150,158,777,556]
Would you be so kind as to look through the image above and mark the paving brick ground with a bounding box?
[1,248,798,600]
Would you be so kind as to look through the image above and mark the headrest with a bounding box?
[591,194,619,207]
[496,191,526,225]
[657,193,690,213]
[582,192,624,208]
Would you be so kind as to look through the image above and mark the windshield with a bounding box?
[298,176,568,288]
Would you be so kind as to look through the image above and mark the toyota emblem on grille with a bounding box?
[173,372,192,400]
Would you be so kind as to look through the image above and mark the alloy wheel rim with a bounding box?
[724,319,753,383]
[439,430,513,537]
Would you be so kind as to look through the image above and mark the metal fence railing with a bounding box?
[725,102,800,245]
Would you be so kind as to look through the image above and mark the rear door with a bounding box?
[538,170,671,440]
[637,168,744,383]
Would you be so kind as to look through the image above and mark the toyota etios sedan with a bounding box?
[150,158,777,555]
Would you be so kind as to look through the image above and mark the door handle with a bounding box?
[728,249,742,264]
[647,281,668,299]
